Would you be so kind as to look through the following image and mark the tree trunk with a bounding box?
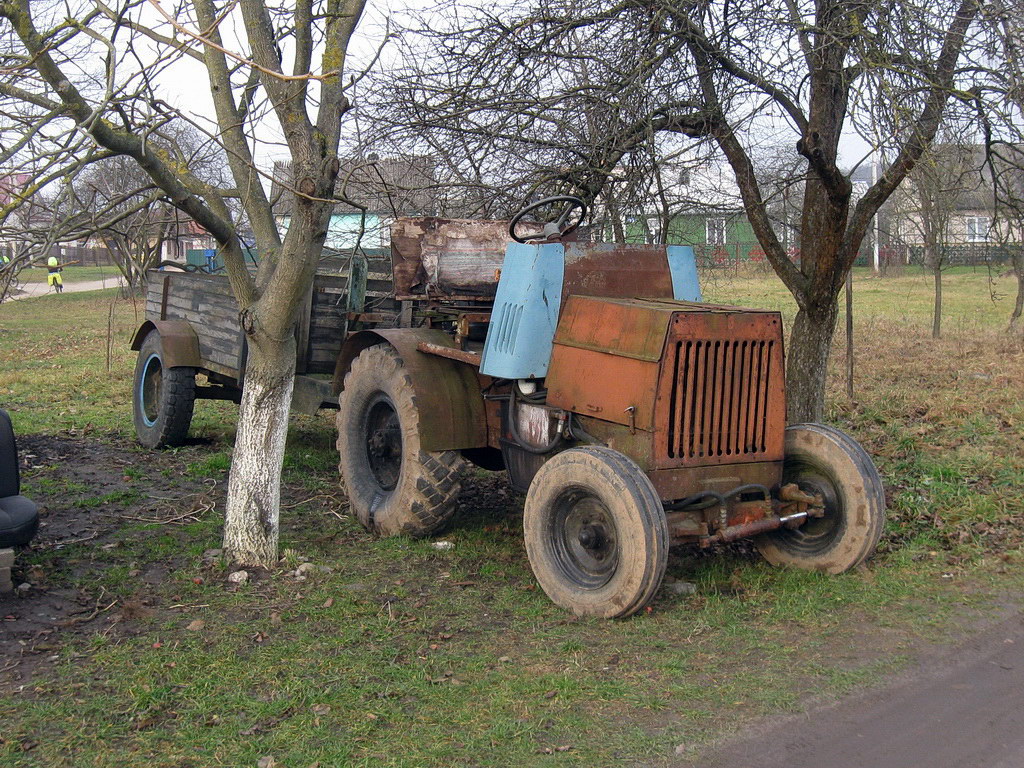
[1010,264,1024,333]
[932,264,943,339]
[222,332,297,567]
[786,299,839,423]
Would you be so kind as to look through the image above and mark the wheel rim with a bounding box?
[547,486,619,590]
[776,458,843,553]
[139,353,162,427]
[363,393,402,491]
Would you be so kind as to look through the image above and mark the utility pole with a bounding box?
[872,151,881,274]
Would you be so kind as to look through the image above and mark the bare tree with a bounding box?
[374,0,991,421]
[0,0,367,566]
[58,127,230,293]
[896,137,981,338]
[986,0,1024,332]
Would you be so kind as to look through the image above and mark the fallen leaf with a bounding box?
[543,690,557,699]
[186,620,205,632]
[257,757,276,768]
[323,598,334,608]
[311,704,331,715]
[498,656,512,663]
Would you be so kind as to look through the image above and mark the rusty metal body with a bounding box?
[347,217,795,546]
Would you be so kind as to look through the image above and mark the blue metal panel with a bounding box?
[480,242,565,379]
[667,245,702,301]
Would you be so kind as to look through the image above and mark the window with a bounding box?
[706,217,727,246]
[966,216,990,243]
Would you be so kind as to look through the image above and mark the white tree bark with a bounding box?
[222,340,296,566]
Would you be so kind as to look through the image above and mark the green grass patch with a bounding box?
[1,268,1023,766]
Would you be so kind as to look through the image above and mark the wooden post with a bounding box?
[846,270,854,400]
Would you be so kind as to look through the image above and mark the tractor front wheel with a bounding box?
[336,344,463,537]
[524,446,669,618]
[756,423,885,574]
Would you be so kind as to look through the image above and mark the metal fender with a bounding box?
[333,329,487,452]
[129,320,201,368]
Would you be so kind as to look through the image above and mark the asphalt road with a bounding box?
[687,612,1024,768]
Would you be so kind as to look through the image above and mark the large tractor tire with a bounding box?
[132,330,196,449]
[756,423,885,574]
[523,446,669,619]
[336,344,463,537]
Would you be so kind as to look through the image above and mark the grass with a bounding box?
[1,268,1023,766]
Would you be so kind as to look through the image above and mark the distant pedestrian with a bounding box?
[46,255,63,293]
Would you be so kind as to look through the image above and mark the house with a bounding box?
[630,157,780,265]
[888,143,1024,264]
[272,156,438,253]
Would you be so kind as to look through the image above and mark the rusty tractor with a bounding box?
[132,196,885,618]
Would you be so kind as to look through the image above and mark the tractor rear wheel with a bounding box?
[756,423,885,574]
[132,330,196,449]
[336,344,463,537]
[523,446,669,618]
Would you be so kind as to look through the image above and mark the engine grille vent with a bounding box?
[665,338,777,461]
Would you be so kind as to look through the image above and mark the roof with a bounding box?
[272,156,438,217]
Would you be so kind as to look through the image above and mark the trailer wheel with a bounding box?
[132,330,196,449]
[336,344,463,537]
[756,423,885,574]
[523,447,669,619]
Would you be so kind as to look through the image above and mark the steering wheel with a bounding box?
[508,196,588,244]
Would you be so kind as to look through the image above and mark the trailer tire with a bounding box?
[336,344,463,537]
[132,330,196,449]
[524,447,669,619]
[756,423,885,574]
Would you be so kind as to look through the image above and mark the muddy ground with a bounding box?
[1,433,221,688]
[0,432,521,693]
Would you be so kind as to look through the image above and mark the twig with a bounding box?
[145,0,339,82]
[47,532,99,548]
[281,493,341,510]
[58,599,118,628]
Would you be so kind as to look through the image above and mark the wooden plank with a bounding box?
[156,295,240,322]
[295,282,315,375]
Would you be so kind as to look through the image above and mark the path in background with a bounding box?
[9,276,124,300]
[685,611,1024,768]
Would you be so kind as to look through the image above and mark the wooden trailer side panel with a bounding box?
[145,258,399,380]
[144,271,243,379]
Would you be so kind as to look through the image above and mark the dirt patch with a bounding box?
[0,434,520,692]
[684,607,1024,768]
[0,434,224,690]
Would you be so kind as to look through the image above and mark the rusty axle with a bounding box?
[698,511,809,547]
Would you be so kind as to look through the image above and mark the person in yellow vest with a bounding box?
[46,255,63,293]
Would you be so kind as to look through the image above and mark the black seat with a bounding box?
[0,408,38,547]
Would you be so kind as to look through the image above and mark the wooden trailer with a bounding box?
[129,254,396,447]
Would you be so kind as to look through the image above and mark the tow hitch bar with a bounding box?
[699,483,825,547]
